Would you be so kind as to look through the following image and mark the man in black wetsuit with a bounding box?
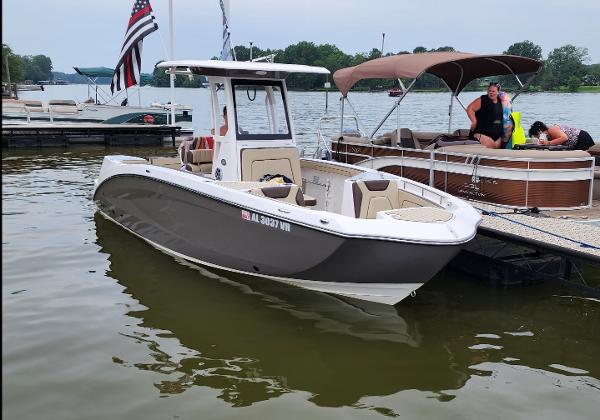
[466,82,503,149]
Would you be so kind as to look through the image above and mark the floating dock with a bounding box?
[452,200,600,294]
[2,123,183,148]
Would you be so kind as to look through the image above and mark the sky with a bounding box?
[3,0,599,74]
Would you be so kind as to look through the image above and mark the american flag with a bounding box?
[110,0,158,94]
[219,0,233,61]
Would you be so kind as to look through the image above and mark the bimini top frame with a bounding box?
[332,52,542,137]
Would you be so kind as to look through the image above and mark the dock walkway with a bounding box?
[477,201,600,261]
[453,200,600,294]
[2,123,183,148]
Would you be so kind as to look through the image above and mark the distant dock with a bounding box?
[2,123,184,148]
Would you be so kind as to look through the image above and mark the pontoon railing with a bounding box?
[311,114,364,159]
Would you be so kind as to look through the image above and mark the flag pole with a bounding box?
[168,0,175,126]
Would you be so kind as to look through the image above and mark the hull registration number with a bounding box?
[242,210,291,232]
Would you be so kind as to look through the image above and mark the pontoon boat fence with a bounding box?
[73,67,131,105]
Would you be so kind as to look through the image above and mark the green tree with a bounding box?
[544,44,589,89]
[413,46,427,54]
[20,54,53,81]
[2,44,23,82]
[567,75,580,92]
[503,40,543,61]
[583,63,600,85]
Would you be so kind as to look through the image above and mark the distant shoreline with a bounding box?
[15,83,600,94]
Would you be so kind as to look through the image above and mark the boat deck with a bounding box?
[475,200,600,261]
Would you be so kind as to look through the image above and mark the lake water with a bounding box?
[3,86,600,420]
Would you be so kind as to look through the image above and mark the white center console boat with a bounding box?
[93,60,481,305]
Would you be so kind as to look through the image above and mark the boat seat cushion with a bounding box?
[241,147,302,185]
[185,163,212,173]
[377,207,453,222]
[250,184,301,205]
[435,145,591,158]
[352,179,400,219]
[186,149,213,164]
[389,128,422,149]
[49,105,78,114]
[331,134,372,144]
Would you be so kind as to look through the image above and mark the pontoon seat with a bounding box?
[386,128,423,149]
[330,133,372,144]
[185,148,213,173]
[20,100,45,112]
[48,100,77,106]
[2,100,27,112]
[250,184,316,206]
[453,128,471,137]
[435,145,591,158]
[351,179,400,219]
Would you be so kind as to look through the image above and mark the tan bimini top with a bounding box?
[333,52,542,96]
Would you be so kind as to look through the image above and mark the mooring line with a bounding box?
[476,207,600,251]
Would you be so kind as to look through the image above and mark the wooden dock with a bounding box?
[2,123,183,148]
[452,200,600,294]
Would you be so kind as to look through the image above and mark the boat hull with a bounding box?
[94,174,463,304]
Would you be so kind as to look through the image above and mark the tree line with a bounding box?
[2,44,53,83]
[4,40,599,92]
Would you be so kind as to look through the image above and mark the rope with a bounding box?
[476,206,600,250]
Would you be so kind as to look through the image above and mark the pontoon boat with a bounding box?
[320,52,597,210]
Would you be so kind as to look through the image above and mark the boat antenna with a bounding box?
[168,0,176,125]
[381,33,385,57]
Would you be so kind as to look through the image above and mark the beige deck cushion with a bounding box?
[149,157,181,170]
[352,179,400,219]
[390,128,422,149]
[332,135,372,144]
[185,163,212,173]
[187,149,213,163]
[48,100,76,106]
[49,105,79,114]
[241,147,302,185]
[378,207,453,223]
[250,184,302,205]
[436,145,591,158]
[216,181,267,190]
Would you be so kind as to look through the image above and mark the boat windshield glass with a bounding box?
[231,79,291,140]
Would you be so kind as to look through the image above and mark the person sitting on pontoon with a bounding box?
[466,82,504,149]
[528,121,595,150]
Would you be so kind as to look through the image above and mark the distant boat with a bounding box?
[17,83,44,91]
[37,80,69,85]
[388,87,403,97]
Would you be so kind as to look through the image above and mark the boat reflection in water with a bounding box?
[94,213,473,407]
[95,213,600,412]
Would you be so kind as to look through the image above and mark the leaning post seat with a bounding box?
[240,147,302,185]
[240,147,317,206]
